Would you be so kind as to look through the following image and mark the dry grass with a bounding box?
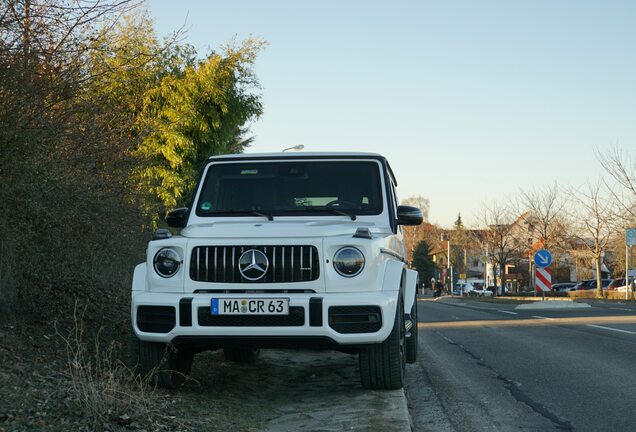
[568,290,634,300]
[506,290,635,301]
[56,304,163,429]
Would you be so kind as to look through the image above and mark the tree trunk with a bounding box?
[595,255,603,299]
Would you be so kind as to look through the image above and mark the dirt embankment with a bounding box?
[1,323,409,432]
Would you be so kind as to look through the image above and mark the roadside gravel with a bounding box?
[183,349,412,432]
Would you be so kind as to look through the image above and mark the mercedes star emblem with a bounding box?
[238,249,269,281]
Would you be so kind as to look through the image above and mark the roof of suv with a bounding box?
[206,152,397,184]
[208,152,384,160]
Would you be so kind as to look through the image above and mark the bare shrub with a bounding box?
[566,290,633,300]
[57,304,160,428]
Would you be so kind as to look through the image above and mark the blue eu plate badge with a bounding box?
[211,298,219,315]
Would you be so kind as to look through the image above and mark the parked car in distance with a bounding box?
[487,285,508,296]
[455,282,465,295]
[574,279,612,291]
[457,279,486,296]
[552,282,577,292]
[608,278,626,291]
[465,279,492,296]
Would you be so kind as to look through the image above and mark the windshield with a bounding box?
[195,160,384,217]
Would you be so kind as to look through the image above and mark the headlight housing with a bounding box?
[333,247,365,277]
[153,248,181,278]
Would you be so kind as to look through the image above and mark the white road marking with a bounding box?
[532,315,556,320]
[586,324,636,335]
[439,333,455,344]
[609,308,635,312]
[498,310,518,315]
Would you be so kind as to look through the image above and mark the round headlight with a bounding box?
[153,248,181,278]
[333,247,365,277]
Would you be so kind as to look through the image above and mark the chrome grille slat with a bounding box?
[273,247,276,283]
[232,247,236,283]
[196,248,200,280]
[223,247,226,281]
[190,245,319,283]
[214,248,218,281]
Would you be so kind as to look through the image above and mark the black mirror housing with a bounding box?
[166,207,189,228]
[397,205,423,226]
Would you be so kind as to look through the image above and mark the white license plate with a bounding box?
[211,298,289,315]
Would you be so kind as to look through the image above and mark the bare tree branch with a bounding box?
[517,181,569,252]
[596,146,636,221]
[567,179,618,297]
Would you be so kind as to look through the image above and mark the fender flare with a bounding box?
[382,260,405,294]
[132,263,147,292]
[403,269,418,315]
[382,260,416,310]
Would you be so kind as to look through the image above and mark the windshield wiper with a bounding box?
[293,206,357,221]
[212,209,274,221]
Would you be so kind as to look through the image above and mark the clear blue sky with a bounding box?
[147,0,636,227]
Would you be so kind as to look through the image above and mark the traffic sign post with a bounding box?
[534,249,553,268]
[533,249,553,299]
[535,267,552,298]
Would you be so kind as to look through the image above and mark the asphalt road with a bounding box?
[405,297,636,432]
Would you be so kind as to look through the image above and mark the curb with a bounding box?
[515,301,592,310]
[398,388,414,432]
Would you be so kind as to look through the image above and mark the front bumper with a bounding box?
[131,291,398,346]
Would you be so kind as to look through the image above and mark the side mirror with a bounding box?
[397,205,423,226]
[166,207,189,228]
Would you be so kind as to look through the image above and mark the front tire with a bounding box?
[132,337,194,389]
[359,296,406,390]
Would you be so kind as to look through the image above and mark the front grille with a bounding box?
[197,306,305,327]
[328,306,382,334]
[190,245,320,283]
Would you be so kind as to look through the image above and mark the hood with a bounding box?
[180,220,389,239]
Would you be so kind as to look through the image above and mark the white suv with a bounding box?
[131,152,423,390]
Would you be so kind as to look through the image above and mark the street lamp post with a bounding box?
[442,233,453,295]
[282,144,304,152]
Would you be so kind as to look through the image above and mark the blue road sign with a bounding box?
[534,249,552,268]
[627,228,636,246]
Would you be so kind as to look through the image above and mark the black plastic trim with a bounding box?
[179,297,193,327]
[197,306,305,327]
[193,289,317,294]
[309,297,323,326]
[137,306,176,333]
[328,305,382,334]
[383,159,398,233]
[170,335,365,351]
